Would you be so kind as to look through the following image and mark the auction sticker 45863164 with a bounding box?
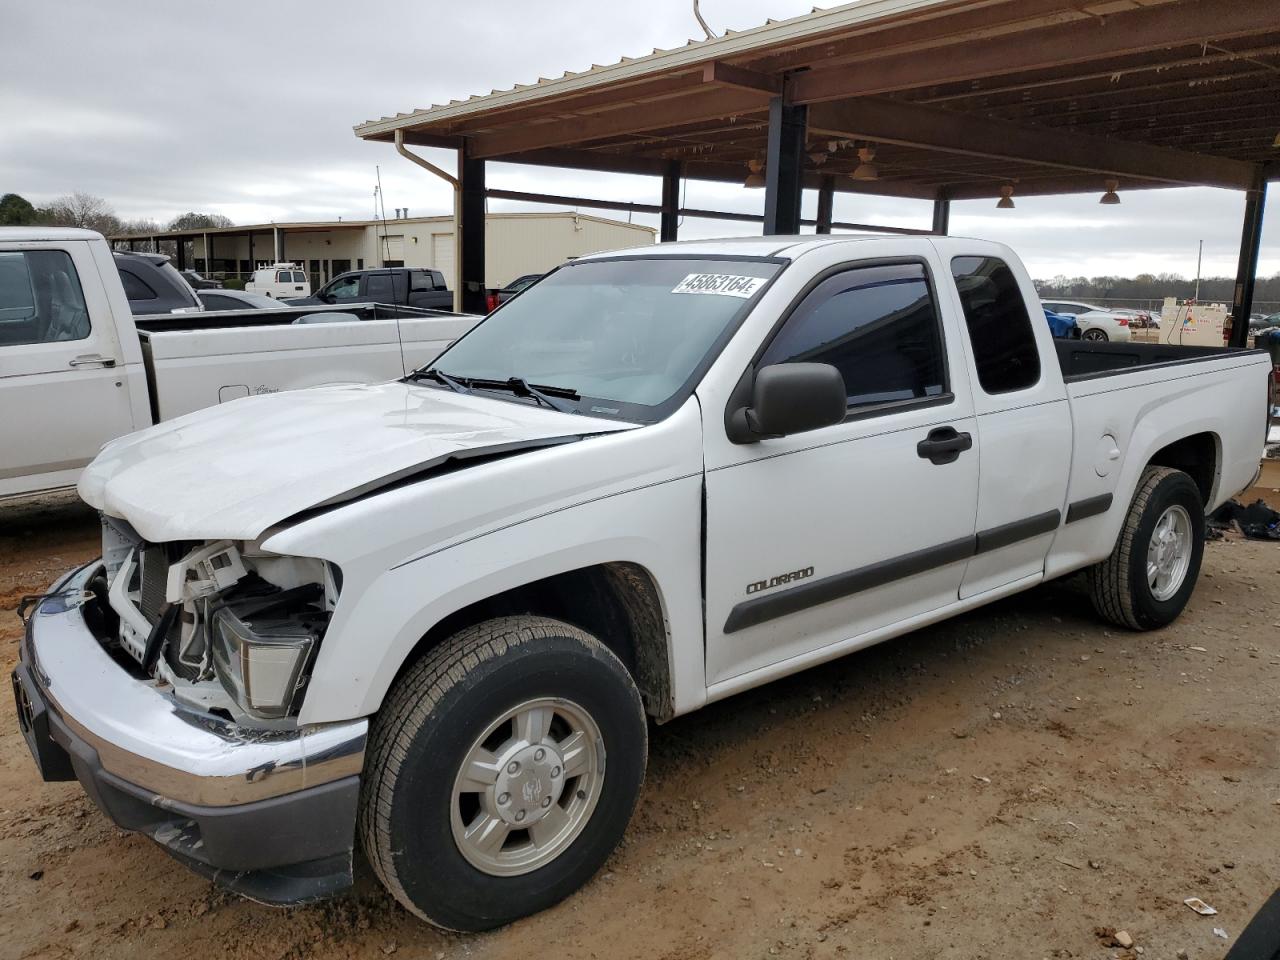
[671,274,768,298]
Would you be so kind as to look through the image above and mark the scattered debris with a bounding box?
[1208,499,1280,541]
[1213,928,1229,940]
[973,775,991,784]
[1184,897,1218,916]
[1054,856,1083,870]
[1188,646,1208,652]
[1095,927,1131,948]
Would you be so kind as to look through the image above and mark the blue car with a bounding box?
[1044,308,1079,339]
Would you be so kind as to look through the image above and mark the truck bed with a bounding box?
[134,302,459,332]
[1054,339,1247,381]
[137,308,479,421]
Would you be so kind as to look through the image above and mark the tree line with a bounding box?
[1036,271,1280,309]
[0,191,232,237]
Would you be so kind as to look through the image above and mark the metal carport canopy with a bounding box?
[355,0,1279,335]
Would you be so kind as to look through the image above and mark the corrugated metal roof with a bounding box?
[354,0,967,138]
[351,0,1277,200]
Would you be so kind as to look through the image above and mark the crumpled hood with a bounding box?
[79,381,632,542]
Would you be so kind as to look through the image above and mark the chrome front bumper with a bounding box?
[13,562,368,903]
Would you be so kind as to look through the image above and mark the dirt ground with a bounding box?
[2,488,1279,960]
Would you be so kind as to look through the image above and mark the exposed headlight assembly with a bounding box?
[210,582,330,719]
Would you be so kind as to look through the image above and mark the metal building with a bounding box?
[109,212,655,291]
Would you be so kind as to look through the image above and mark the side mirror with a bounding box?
[728,363,847,443]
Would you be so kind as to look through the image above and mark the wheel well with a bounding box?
[397,563,673,721]
[1146,432,1218,504]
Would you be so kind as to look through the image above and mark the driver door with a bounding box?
[324,274,362,303]
[0,241,138,496]
[702,254,980,685]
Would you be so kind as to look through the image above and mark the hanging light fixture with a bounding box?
[1273,130,1280,148]
[744,159,765,189]
[808,148,828,166]
[1100,179,1121,205]
[851,146,879,181]
[996,184,1016,209]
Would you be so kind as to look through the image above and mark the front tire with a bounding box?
[1088,466,1204,630]
[359,616,647,931]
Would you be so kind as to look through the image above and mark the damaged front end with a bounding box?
[101,517,338,724]
[11,517,366,905]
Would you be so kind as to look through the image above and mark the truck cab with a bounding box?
[290,267,452,311]
[1,228,150,496]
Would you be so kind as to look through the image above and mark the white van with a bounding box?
[245,262,311,299]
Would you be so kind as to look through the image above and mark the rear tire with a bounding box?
[1088,466,1204,630]
[1083,327,1109,342]
[359,616,647,931]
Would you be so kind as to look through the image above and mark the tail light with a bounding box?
[1117,317,1129,326]
[485,292,499,312]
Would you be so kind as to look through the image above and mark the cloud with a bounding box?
[3,0,1275,283]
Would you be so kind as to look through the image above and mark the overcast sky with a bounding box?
[2,0,1275,281]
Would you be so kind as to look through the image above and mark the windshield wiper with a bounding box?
[468,376,579,412]
[409,368,470,394]
[409,369,579,412]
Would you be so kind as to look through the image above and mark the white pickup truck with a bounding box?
[0,228,477,499]
[14,236,1272,931]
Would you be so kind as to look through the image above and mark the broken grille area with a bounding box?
[139,546,168,626]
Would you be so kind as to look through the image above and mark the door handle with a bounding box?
[68,355,117,368]
[917,426,972,465]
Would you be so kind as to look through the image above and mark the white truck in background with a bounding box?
[13,235,1273,931]
[0,228,478,499]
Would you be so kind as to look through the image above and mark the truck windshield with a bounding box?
[420,257,781,422]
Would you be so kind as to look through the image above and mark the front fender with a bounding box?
[293,474,705,725]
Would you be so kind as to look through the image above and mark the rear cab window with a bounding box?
[118,268,157,302]
[759,261,947,413]
[0,250,91,346]
[950,255,1041,394]
[366,273,395,302]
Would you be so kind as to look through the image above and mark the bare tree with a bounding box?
[168,211,234,230]
[42,192,121,236]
